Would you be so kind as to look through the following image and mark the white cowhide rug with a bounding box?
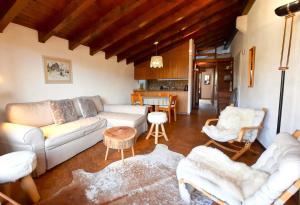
[39,144,213,205]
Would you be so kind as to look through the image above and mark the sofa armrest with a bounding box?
[0,123,45,153]
[103,104,147,115]
[0,122,47,176]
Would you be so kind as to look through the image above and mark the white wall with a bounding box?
[231,0,300,147]
[0,24,138,120]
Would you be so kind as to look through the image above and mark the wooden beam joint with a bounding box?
[0,0,30,33]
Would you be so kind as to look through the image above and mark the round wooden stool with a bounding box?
[146,112,168,144]
[103,126,137,163]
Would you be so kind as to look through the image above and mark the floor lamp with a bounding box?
[275,1,300,134]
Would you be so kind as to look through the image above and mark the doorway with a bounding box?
[192,58,234,114]
[192,65,217,110]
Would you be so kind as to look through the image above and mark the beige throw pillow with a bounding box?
[50,100,78,124]
[77,98,97,118]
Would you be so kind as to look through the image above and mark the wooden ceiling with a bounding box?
[0,0,253,65]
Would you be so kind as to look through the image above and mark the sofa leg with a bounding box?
[20,175,40,203]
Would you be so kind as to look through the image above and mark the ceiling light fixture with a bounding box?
[150,41,163,68]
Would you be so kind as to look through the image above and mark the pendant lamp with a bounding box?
[150,41,163,68]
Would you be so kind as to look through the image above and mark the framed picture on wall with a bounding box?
[248,47,256,87]
[43,56,73,84]
[204,74,211,85]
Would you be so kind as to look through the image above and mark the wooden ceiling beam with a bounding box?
[196,47,217,51]
[130,25,233,65]
[117,0,239,62]
[134,35,229,66]
[199,39,226,48]
[128,21,232,63]
[38,0,94,43]
[69,0,147,50]
[242,0,255,15]
[98,0,215,58]
[195,35,228,49]
[223,0,252,48]
[195,27,233,47]
[131,14,236,65]
[126,12,237,64]
[197,36,228,48]
[88,0,186,53]
[0,0,29,32]
[197,30,232,46]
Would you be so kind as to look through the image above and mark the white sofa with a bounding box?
[0,96,147,176]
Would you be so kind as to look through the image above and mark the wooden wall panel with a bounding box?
[134,41,189,80]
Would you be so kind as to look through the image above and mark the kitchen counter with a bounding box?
[134,90,188,114]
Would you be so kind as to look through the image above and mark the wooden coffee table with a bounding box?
[103,126,137,163]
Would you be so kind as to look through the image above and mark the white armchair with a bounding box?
[202,106,267,160]
[177,131,300,205]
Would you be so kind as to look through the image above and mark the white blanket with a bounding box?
[177,146,269,203]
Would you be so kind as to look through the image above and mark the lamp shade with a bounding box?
[150,56,163,68]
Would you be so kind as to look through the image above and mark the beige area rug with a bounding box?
[39,144,213,205]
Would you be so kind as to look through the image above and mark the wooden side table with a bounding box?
[103,126,137,163]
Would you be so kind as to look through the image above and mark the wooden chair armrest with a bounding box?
[204,119,219,126]
[0,192,20,205]
[292,130,300,139]
[237,126,262,142]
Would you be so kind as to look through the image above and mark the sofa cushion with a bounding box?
[50,100,78,124]
[73,95,103,117]
[41,117,106,150]
[77,98,97,118]
[6,101,54,127]
[97,112,145,128]
[202,125,238,142]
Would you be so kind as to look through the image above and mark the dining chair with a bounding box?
[131,93,153,112]
[158,95,177,123]
[131,93,143,105]
[158,92,170,97]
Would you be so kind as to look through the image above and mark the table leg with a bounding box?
[131,146,135,157]
[105,147,109,160]
[121,149,124,163]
